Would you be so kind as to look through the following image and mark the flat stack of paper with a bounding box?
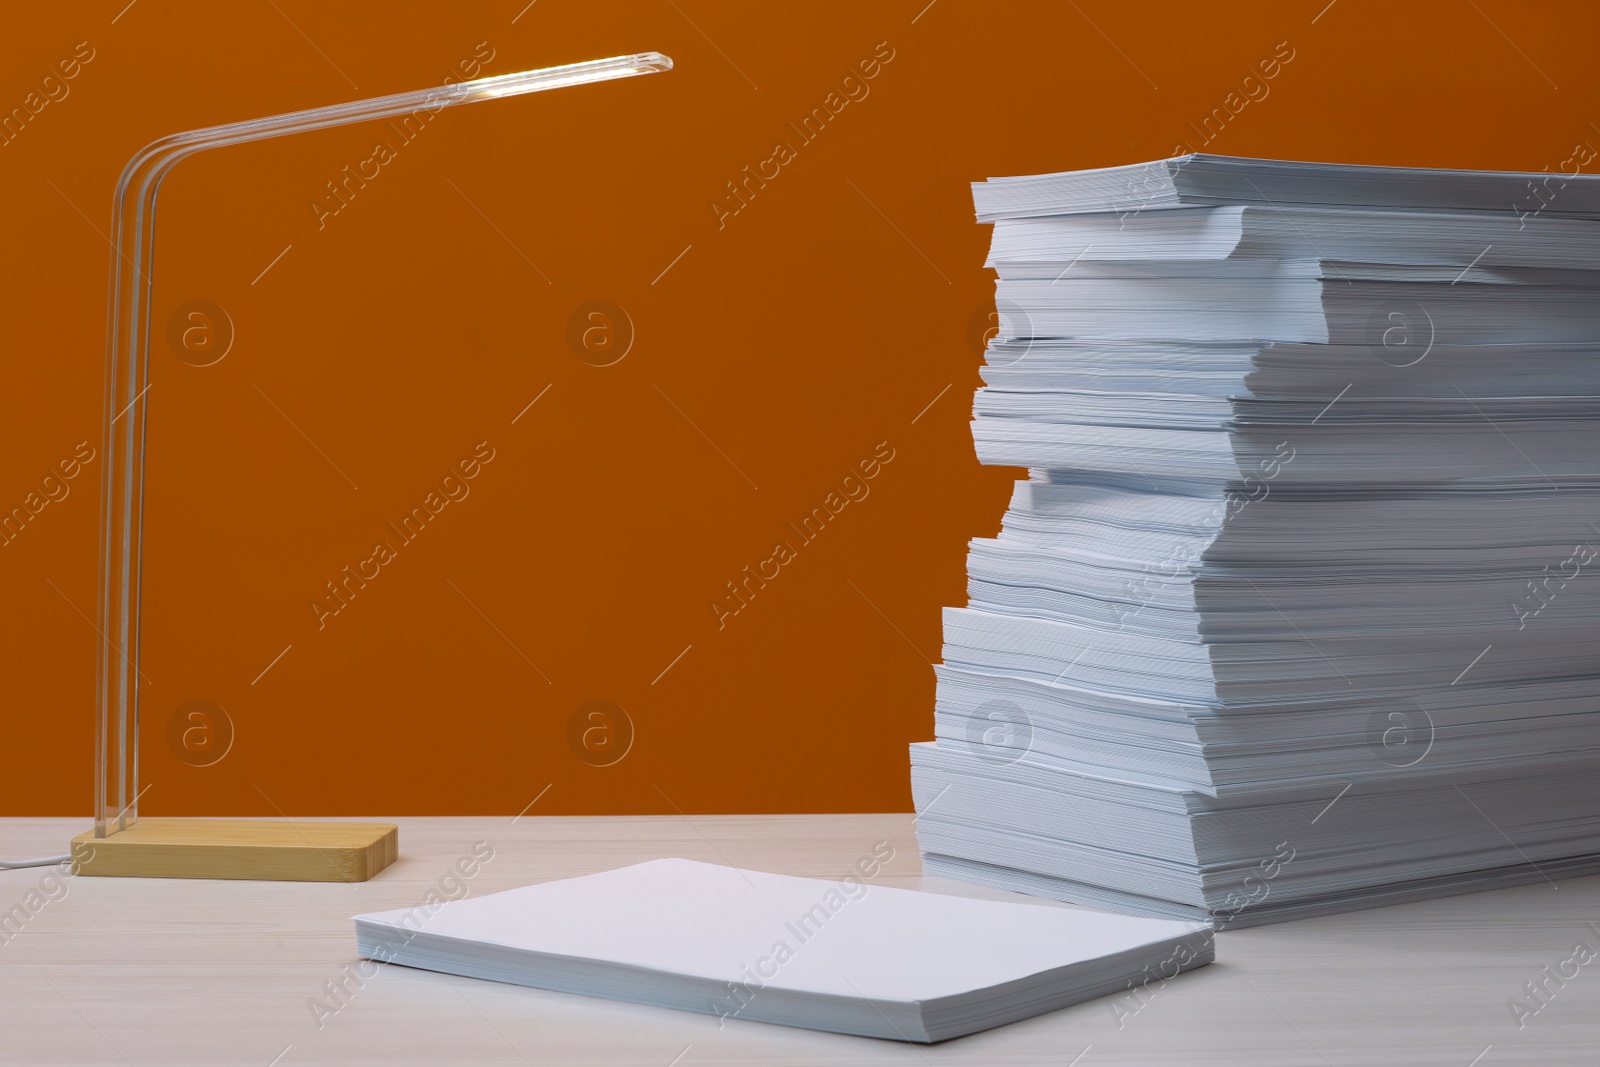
[353,858,1212,1042]
[915,154,1600,926]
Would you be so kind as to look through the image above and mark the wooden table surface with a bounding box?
[1,815,1596,1066]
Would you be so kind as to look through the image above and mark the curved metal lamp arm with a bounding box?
[95,52,673,837]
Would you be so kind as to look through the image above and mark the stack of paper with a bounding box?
[354,858,1212,1041]
[915,155,1600,926]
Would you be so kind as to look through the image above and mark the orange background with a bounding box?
[1,1,1595,817]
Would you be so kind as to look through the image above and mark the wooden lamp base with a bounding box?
[71,818,399,881]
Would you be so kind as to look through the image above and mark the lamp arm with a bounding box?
[93,52,672,836]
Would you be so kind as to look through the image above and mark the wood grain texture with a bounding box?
[70,818,398,881]
[2,815,1597,1065]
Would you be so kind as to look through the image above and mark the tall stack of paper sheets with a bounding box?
[914,155,1600,926]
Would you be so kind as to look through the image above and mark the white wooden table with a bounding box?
[2,815,1595,1065]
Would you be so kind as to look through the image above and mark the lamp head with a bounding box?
[464,52,674,100]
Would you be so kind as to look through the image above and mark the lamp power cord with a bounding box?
[1,853,72,869]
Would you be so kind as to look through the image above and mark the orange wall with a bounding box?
[1,1,1594,817]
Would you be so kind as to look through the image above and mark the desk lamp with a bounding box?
[57,52,673,880]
